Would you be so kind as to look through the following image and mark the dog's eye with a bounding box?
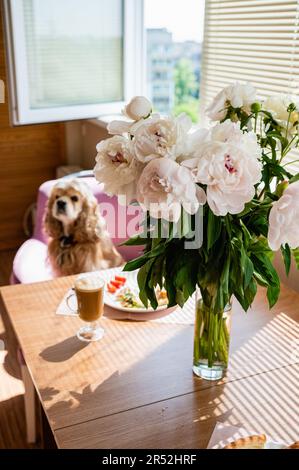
[55,195,59,200]
[71,196,79,202]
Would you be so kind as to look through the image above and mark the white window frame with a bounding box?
[3,0,145,125]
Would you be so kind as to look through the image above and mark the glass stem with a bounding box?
[90,321,98,331]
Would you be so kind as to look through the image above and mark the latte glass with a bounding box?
[67,273,105,342]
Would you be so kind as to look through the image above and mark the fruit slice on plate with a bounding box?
[107,283,117,294]
[110,280,124,288]
[107,274,127,293]
[224,434,267,449]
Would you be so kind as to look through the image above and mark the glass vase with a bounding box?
[193,293,232,381]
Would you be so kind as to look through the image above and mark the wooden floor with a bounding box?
[0,250,37,448]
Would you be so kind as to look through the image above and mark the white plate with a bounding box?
[102,268,169,314]
[265,441,287,449]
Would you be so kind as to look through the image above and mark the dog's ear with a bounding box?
[74,195,100,243]
[44,193,63,239]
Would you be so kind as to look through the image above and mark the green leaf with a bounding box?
[148,255,165,289]
[207,209,222,250]
[242,249,254,289]
[289,173,299,184]
[124,253,150,272]
[237,202,255,218]
[244,278,257,310]
[224,215,232,238]
[235,277,257,312]
[146,242,168,259]
[220,253,230,298]
[250,237,273,260]
[251,253,277,284]
[267,283,280,308]
[240,220,252,247]
[253,272,269,287]
[261,152,292,182]
[266,131,288,151]
[251,251,280,308]
[173,251,199,307]
[229,256,244,300]
[281,244,291,276]
[293,247,299,270]
[246,213,269,237]
[165,252,178,308]
[137,260,152,307]
[261,109,276,120]
[137,259,158,309]
[124,241,167,272]
[120,235,148,246]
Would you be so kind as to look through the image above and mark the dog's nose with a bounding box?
[57,200,66,211]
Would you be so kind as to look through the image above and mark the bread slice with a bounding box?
[286,441,299,449]
[224,434,267,449]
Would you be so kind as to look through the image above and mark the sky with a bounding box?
[145,0,205,43]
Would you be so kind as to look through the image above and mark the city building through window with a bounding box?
[145,0,205,122]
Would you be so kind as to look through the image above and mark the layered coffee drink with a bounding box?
[74,274,104,323]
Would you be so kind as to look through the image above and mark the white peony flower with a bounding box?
[123,96,152,121]
[107,119,132,136]
[133,113,192,163]
[176,127,210,163]
[268,182,299,251]
[107,96,153,136]
[136,158,206,222]
[94,136,143,203]
[206,82,257,121]
[183,121,262,216]
[263,94,299,136]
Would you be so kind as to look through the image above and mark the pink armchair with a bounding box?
[11,175,144,284]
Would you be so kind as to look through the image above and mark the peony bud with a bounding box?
[275,180,289,198]
[251,102,261,114]
[287,102,297,113]
[123,96,152,121]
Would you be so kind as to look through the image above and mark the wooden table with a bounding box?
[0,277,299,448]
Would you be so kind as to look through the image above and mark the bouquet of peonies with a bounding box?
[94,85,299,377]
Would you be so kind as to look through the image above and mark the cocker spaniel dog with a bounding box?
[44,179,123,276]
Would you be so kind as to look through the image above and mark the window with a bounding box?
[145,0,205,122]
[3,0,144,124]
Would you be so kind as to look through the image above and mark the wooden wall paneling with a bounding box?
[0,2,66,250]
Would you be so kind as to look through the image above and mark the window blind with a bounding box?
[23,0,124,109]
[201,0,299,173]
[201,0,299,102]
